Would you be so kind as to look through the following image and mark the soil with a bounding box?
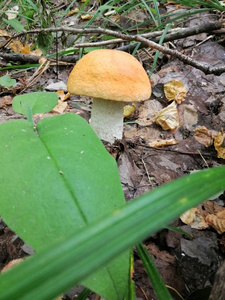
[1,2,225,300]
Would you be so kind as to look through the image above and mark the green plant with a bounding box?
[0,92,225,299]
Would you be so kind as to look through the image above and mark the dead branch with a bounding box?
[0,52,78,64]
[1,21,225,75]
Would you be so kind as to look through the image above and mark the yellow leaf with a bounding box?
[10,40,24,53]
[20,45,31,54]
[52,100,68,114]
[81,14,93,20]
[57,90,70,102]
[180,208,209,230]
[123,103,136,118]
[0,30,10,38]
[214,131,225,159]
[164,80,187,104]
[148,138,177,148]
[155,101,179,131]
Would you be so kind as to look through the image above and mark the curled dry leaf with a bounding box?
[0,95,13,108]
[155,101,179,131]
[123,103,136,118]
[164,80,187,104]
[194,126,214,147]
[206,210,225,234]
[148,138,178,148]
[180,207,209,230]
[81,14,93,20]
[214,131,225,159]
[1,258,23,273]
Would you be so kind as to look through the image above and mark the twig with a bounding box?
[0,52,78,64]
[1,22,225,75]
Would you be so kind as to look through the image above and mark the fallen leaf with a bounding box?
[214,131,225,159]
[179,104,198,126]
[149,139,178,148]
[137,100,163,126]
[5,5,19,20]
[164,80,187,104]
[194,126,214,147]
[180,207,209,230]
[81,14,93,20]
[10,40,24,53]
[0,29,10,38]
[57,90,70,102]
[206,210,225,234]
[52,100,68,114]
[0,95,13,108]
[123,103,136,117]
[155,101,179,131]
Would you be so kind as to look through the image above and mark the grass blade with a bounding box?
[0,167,225,299]
[136,243,172,300]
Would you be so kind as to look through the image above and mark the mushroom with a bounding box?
[67,49,151,143]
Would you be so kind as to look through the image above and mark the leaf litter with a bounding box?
[1,3,225,300]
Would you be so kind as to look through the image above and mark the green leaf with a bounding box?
[37,32,54,55]
[136,244,172,300]
[0,74,16,87]
[3,17,24,32]
[0,113,129,299]
[12,92,58,116]
[0,167,225,300]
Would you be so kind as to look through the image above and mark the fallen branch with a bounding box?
[1,21,225,75]
[0,52,78,64]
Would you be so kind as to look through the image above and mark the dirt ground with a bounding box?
[1,3,225,300]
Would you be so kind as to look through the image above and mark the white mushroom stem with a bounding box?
[90,98,124,144]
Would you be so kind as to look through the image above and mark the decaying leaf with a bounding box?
[5,5,19,20]
[123,103,136,118]
[0,95,13,108]
[179,104,198,127]
[164,80,187,104]
[9,40,42,56]
[180,207,209,230]
[194,126,214,147]
[57,90,70,102]
[81,14,93,20]
[155,101,179,131]
[148,138,178,148]
[206,210,225,234]
[0,29,10,38]
[214,131,225,159]
[137,100,163,126]
[52,91,69,114]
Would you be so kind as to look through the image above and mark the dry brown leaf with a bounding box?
[180,207,209,230]
[164,80,187,104]
[148,138,177,148]
[137,100,163,126]
[0,30,10,38]
[214,131,225,159]
[10,40,24,53]
[206,210,225,234]
[0,95,13,108]
[57,90,70,102]
[52,100,68,114]
[194,126,214,147]
[155,101,179,131]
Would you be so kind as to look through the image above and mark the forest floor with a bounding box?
[1,1,225,299]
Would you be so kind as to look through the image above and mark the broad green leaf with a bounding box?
[3,17,24,32]
[0,167,225,300]
[12,92,58,117]
[0,113,129,299]
[0,74,16,87]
